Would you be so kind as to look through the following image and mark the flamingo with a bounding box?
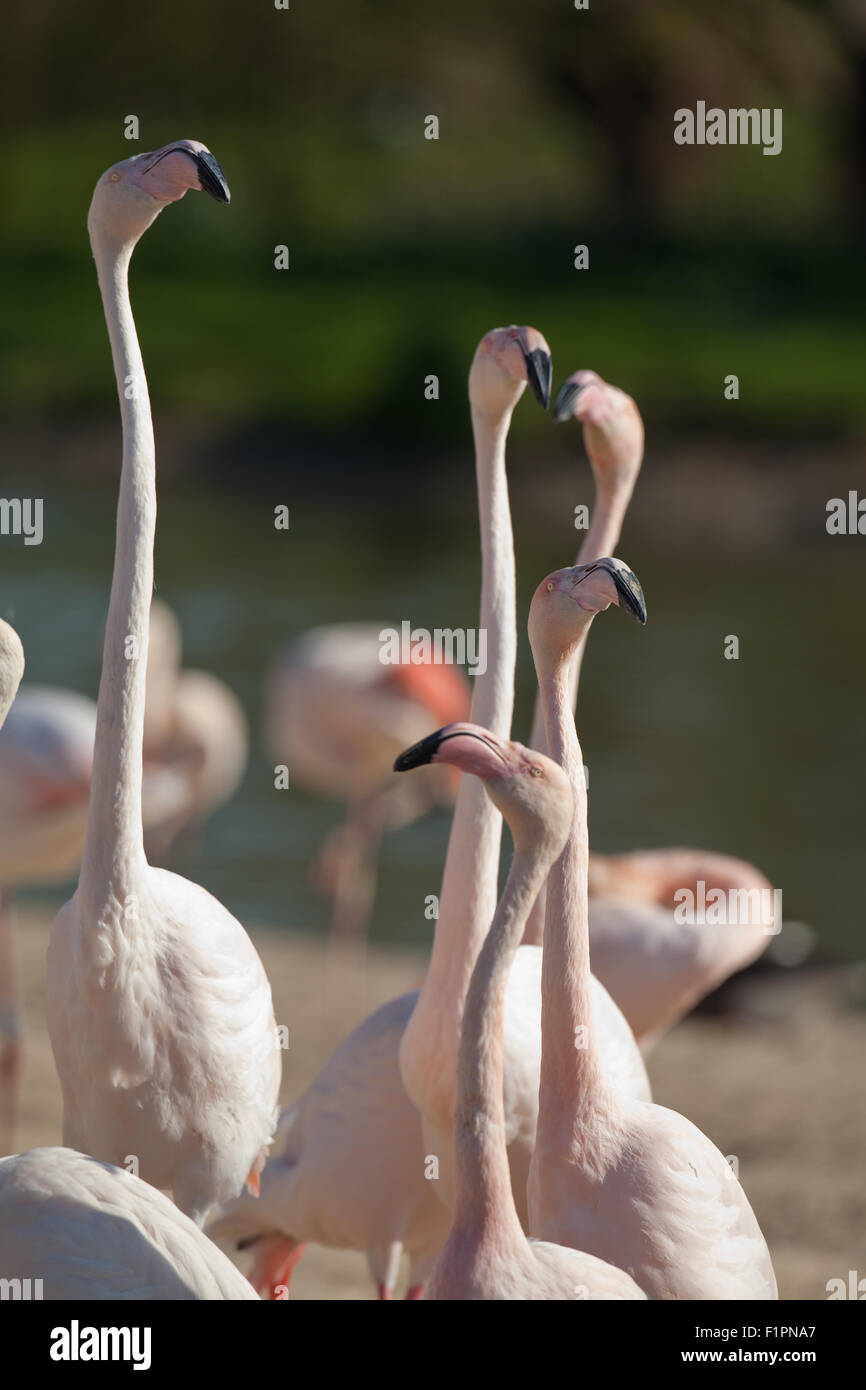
[45,140,280,1225]
[266,621,469,945]
[0,1148,259,1299]
[212,325,557,1298]
[585,849,776,1045]
[526,557,777,1299]
[522,368,774,1047]
[394,725,645,1301]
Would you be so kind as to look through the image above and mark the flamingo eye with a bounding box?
[546,582,554,592]
[530,765,543,777]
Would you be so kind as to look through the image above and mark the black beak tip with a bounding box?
[524,348,552,410]
[594,558,647,625]
[553,380,584,423]
[394,729,444,772]
[615,570,648,625]
[193,150,230,204]
[393,748,420,773]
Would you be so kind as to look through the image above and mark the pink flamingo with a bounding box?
[523,369,775,1046]
[395,724,645,1301]
[46,141,280,1224]
[266,621,469,946]
[526,557,777,1299]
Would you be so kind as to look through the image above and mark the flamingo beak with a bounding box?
[522,346,552,409]
[590,558,648,625]
[553,379,585,422]
[171,147,231,203]
[395,725,510,777]
[394,728,447,771]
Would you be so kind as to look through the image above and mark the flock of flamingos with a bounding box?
[0,139,781,1300]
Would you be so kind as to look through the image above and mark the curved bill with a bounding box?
[394,728,447,772]
[591,558,647,625]
[169,147,230,203]
[394,725,502,772]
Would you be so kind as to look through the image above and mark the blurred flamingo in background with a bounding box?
[266,621,469,947]
[142,597,249,864]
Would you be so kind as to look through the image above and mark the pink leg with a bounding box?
[248,1235,306,1300]
[377,1282,393,1301]
[405,1284,425,1300]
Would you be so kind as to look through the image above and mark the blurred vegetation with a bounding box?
[1,0,864,445]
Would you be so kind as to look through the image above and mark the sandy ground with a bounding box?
[10,907,866,1301]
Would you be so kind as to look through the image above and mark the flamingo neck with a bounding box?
[534,647,609,1151]
[79,231,154,912]
[562,486,630,709]
[528,486,630,755]
[523,484,631,945]
[452,840,547,1247]
[405,406,517,1092]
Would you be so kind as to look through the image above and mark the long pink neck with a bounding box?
[523,484,629,944]
[533,647,609,1151]
[403,406,516,1084]
[452,838,550,1244]
[78,230,153,913]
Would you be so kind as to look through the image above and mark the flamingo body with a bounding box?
[425,1236,645,1301]
[210,990,449,1297]
[48,864,280,1220]
[211,953,648,1291]
[0,1147,259,1299]
[529,1100,777,1300]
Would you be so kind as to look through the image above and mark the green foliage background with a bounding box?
[1,0,863,443]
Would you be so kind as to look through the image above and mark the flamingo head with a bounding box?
[529,557,646,660]
[469,325,552,418]
[394,721,573,852]
[89,139,229,246]
[553,370,644,492]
